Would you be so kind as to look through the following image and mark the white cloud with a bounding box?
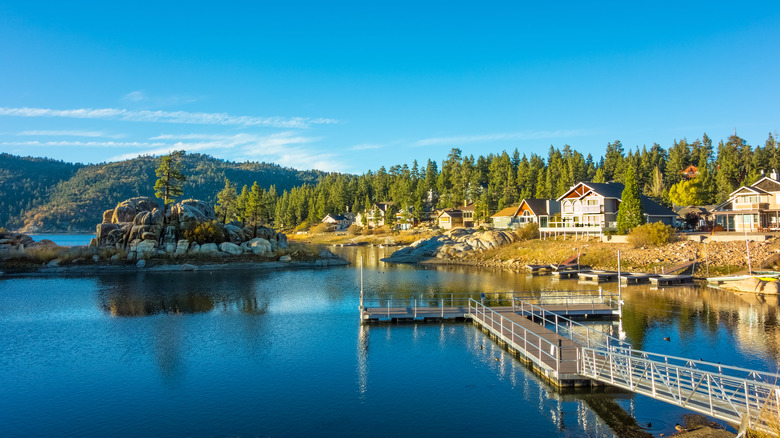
[18,130,123,138]
[123,91,147,102]
[350,143,382,151]
[414,130,590,146]
[0,106,338,129]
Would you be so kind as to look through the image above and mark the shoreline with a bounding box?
[0,258,350,277]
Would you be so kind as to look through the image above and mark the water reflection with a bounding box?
[96,272,269,317]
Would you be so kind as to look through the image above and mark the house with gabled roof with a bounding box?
[322,213,355,231]
[711,171,780,231]
[539,181,677,237]
[681,165,699,181]
[436,203,476,229]
[491,199,559,229]
[355,202,395,228]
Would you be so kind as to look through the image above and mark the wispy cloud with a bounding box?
[414,130,590,146]
[122,91,147,102]
[18,130,123,138]
[107,132,347,172]
[2,140,166,148]
[122,90,201,106]
[0,106,338,129]
[350,143,382,151]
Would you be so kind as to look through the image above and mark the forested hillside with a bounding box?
[0,154,84,230]
[0,153,325,232]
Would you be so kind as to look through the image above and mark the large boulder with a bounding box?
[170,199,216,224]
[175,240,190,257]
[247,238,272,256]
[111,197,158,224]
[199,243,219,255]
[219,242,243,255]
[133,208,163,226]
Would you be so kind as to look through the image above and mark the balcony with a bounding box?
[580,205,601,213]
[732,202,769,210]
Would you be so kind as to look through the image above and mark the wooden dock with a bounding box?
[470,305,591,386]
[649,274,694,286]
[619,273,659,284]
[551,269,580,279]
[578,270,619,283]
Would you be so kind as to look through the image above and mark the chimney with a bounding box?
[772,169,778,181]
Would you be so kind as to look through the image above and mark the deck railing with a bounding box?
[512,297,628,351]
[468,299,581,377]
[581,346,780,433]
[512,289,620,312]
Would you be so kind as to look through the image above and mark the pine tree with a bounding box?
[215,178,238,224]
[153,150,187,216]
[616,166,645,234]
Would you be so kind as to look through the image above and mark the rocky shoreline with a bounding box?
[382,228,780,276]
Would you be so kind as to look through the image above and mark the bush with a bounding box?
[309,223,333,234]
[183,220,225,244]
[515,222,539,241]
[347,224,362,235]
[628,222,677,247]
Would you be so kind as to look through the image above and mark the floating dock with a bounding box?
[649,274,694,286]
[578,271,619,283]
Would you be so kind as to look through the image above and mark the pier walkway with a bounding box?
[360,290,780,434]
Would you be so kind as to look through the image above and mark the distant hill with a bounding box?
[0,153,327,232]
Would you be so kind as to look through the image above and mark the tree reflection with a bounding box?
[96,271,269,317]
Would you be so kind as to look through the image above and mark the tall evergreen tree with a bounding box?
[215,178,238,224]
[616,166,645,234]
[153,150,187,216]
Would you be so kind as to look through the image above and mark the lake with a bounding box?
[28,234,96,247]
[1,245,778,437]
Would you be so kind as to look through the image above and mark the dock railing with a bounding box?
[512,288,620,313]
[362,292,520,311]
[581,346,780,433]
[469,299,581,377]
[512,296,629,351]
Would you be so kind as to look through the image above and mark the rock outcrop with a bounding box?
[383,228,518,264]
[93,196,289,260]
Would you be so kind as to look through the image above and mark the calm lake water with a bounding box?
[28,234,96,246]
[1,245,778,437]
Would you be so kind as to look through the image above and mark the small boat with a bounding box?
[706,271,780,284]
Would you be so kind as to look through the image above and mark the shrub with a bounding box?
[515,222,539,241]
[294,221,311,232]
[347,224,362,235]
[183,220,225,244]
[628,222,677,247]
[309,223,332,234]
[362,227,374,235]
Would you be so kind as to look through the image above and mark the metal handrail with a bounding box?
[512,289,620,310]
[581,346,780,433]
[469,299,581,376]
[513,297,629,351]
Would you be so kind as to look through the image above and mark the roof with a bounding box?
[438,208,463,218]
[729,186,768,197]
[491,206,520,218]
[752,177,780,193]
[639,195,677,217]
[557,182,625,201]
[522,198,555,216]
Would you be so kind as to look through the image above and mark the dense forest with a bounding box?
[1,131,777,232]
[0,153,324,232]
[266,132,778,229]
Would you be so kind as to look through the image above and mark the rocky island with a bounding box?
[0,196,347,274]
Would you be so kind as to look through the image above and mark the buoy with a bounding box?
[663,337,670,341]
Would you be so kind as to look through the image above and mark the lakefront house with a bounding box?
[491,199,559,229]
[436,203,475,229]
[539,181,677,237]
[711,171,780,231]
[355,202,394,228]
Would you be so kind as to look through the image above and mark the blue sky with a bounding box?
[1,1,778,173]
